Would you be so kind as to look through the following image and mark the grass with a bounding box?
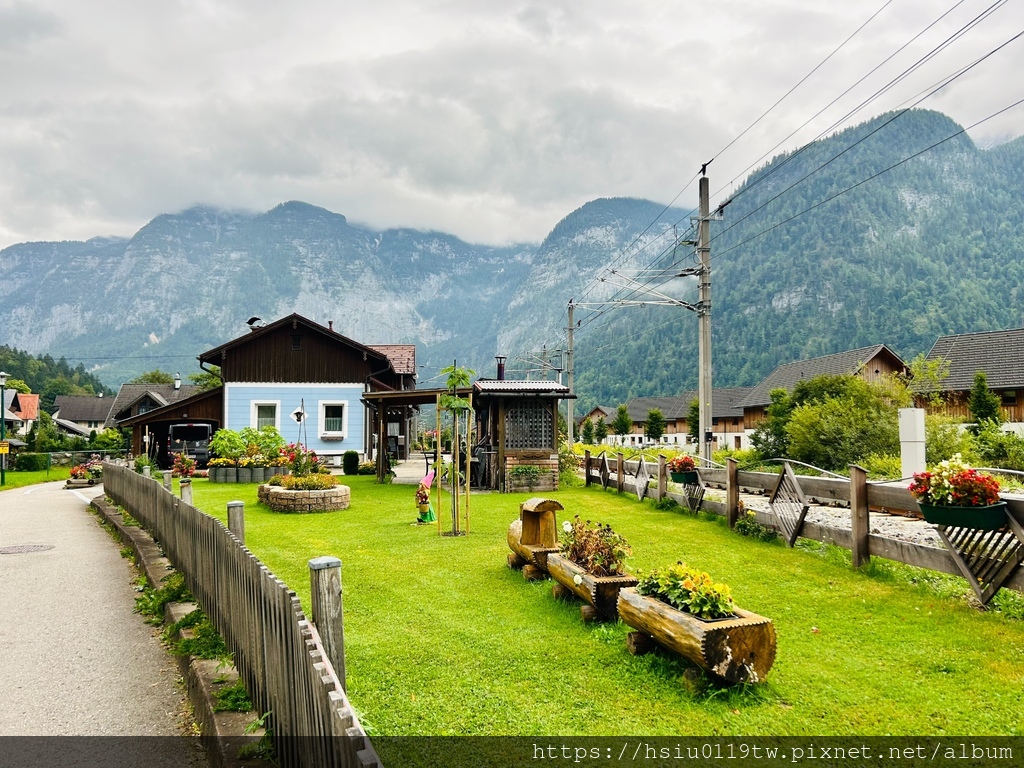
[188,475,1024,736]
[0,467,71,489]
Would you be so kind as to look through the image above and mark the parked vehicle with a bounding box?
[167,423,213,467]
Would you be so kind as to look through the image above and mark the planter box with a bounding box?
[237,467,253,483]
[617,587,776,685]
[223,468,238,483]
[547,552,638,622]
[918,501,1007,531]
[670,470,699,484]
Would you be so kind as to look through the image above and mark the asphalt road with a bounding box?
[0,479,206,753]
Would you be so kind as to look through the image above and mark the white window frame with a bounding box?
[318,400,349,439]
[251,400,281,431]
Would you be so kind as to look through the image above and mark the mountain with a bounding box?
[3,109,1024,415]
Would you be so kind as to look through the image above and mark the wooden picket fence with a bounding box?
[103,463,379,768]
[583,451,1024,599]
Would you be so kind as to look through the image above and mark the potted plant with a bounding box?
[666,454,698,484]
[547,515,638,621]
[210,429,246,482]
[617,562,777,685]
[172,452,196,479]
[908,454,1008,531]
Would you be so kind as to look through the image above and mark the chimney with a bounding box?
[328,320,334,331]
[495,355,507,381]
[174,372,181,390]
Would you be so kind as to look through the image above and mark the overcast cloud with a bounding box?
[1,0,1022,248]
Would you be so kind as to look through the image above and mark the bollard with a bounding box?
[309,556,346,690]
[227,501,245,544]
[162,470,172,490]
[180,478,193,506]
[142,466,151,477]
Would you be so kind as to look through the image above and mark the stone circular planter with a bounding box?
[257,484,351,513]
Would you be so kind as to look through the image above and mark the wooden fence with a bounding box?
[103,463,379,768]
[583,451,1024,597]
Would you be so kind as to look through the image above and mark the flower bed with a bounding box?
[257,483,351,513]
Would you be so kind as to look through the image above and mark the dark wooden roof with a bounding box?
[737,345,907,408]
[473,380,573,398]
[926,327,1024,390]
[53,394,115,423]
[199,313,391,370]
[107,384,203,425]
[119,386,224,426]
[627,387,753,421]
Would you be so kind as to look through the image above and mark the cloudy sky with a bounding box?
[1,0,1021,250]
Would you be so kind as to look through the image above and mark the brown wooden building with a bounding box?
[737,344,908,427]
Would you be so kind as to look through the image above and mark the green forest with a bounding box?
[572,109,1024,413]
[0,344,113,411]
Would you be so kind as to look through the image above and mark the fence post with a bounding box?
[726,457,740,528]
[180,478,193,506]
[309,556,346,690]
[162,470,172,491]
[584,450,591,487]
[227,501,245,544]
[616,453,624,494]
[142,465,151,478]
[850,464,870,568]
[656,455,666,502]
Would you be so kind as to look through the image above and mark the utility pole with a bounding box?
[697,175,713,465]
[567,301,575,445]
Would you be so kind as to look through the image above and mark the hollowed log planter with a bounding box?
[617,588,776,685]
[547,553,638,622]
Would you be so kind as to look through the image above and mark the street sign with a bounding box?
[0,441,9,454]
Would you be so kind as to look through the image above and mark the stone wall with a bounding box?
[257,484,351,513]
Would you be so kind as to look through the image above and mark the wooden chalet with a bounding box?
[622,388,753,449]
[921,327,1024,425]
[121,314,416,466]
[737,344,908,427]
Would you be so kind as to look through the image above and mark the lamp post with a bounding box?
[1,370,8,486]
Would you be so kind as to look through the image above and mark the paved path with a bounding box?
[0,480,206,750]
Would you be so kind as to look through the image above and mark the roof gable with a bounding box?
[738,345,906,408]
[199,313,392,371]
[926,327,1024,390]
[53,395,115,422]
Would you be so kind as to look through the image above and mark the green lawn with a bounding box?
[189,476,1024,736]
[0,467,71,489]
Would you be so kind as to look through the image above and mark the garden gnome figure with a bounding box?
[415,471,436,524]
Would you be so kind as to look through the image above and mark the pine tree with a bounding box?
[644,408,666,442]
[969,370,1002,430]
[612,405,632,443]
[581,418,595,444]
[594,417,608,443]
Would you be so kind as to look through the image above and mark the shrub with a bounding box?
[357,461,376,475]
[13,453,48,472]
[508,464,541,490]
[734,512,780,542]
[343,450,360,475]
[861,453,902,480]
[134,454,159,474]
[558,515,631,577]
[279,473,339,491]
[635,562,736,620]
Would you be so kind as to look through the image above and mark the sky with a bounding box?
[1,0,1022,250]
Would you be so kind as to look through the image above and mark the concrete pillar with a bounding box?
[899,408,926,479]
[180,478,193,506]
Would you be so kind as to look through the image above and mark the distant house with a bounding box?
[3,391,23,437]
[6,392,39,436]
[922,328,1024,429]
[120,314,415,465]
[610,388,753,450]
[577,405,615,430]
[737,344,908,428]
[53,394,115,435]
[106,381,202,428]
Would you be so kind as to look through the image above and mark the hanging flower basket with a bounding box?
[916,502,1007,531]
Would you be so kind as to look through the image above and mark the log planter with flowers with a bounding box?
[547,515,637,622]
[617,563,776,685]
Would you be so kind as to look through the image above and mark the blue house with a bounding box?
[122,314,416,465]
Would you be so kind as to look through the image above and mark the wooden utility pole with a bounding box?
[697,175,714,465]
[566,300,575,445]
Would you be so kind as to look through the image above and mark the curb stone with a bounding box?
[90,496,271,768]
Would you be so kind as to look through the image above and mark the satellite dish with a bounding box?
[291,407,306,423]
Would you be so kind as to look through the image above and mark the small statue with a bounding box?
[415,471,436,524]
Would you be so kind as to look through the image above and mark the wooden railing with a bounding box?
[583,451,1024,595]
[103,463,379,768]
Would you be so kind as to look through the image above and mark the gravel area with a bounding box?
[741,494,946,549]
